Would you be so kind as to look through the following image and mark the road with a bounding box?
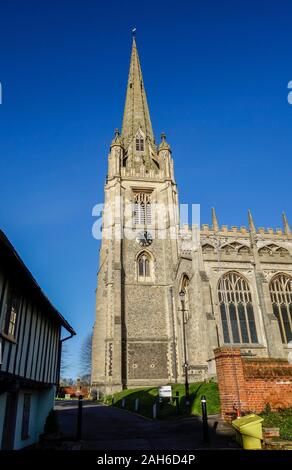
[54,401,237,450]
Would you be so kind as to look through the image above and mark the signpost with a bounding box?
[157,386,172,418]
[158,385,172,398]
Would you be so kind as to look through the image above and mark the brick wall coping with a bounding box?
[242,357,289,364]
[214,347,241,358]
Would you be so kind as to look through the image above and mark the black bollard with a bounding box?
[76,395,83,440]
[201,395,209,444]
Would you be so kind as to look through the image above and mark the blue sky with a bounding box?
[0,0,291,377]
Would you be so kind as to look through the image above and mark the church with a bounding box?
[91,36,292,395]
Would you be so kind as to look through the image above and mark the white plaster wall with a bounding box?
[13,386,55,450]
[36,386,56,438]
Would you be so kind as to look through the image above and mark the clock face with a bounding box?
[136,231,153,247]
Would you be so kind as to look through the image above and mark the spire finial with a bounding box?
[282,212,291,235]
[211,207,219,232]
[158,132,171,152]
[248,209,256,233]
[110,127,123,148]
[132,27,136,38]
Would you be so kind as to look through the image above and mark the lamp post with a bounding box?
[179,290,190,405]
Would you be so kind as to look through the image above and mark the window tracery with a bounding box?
[270,273,292,344]
[218,271,258,344]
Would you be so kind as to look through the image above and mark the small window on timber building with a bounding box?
[3,289,20,338]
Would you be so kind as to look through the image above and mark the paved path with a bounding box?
[54,401,237,450]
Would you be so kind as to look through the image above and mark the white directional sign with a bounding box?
[158,385,172,398]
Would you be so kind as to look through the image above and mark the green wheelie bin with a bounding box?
[232,414,263,450]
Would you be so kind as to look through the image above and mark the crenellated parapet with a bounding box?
[200,223,291,238]
[177,209,292,262]
[120,166,165,180]
[201,207,292,238]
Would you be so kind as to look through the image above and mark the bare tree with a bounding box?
[59,342,76,389]
[79,332,92,384]
[60,341,69,381]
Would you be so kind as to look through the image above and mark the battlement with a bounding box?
[121,167,165,180]
[178,223,292,244]
[185,208,292,239]
[199,224,290,237]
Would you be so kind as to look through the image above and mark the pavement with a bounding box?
[53,400,238,450]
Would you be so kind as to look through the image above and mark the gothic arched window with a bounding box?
[218,271,258,344]
[133,191,152,225]
[270,273,292,344]
[138,253,150,278]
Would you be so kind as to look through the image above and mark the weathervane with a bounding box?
[132,27,136,37]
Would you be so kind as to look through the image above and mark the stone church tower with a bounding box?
[91,37,180,394]
[92,36,292,395]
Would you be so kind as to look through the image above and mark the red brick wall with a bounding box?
[214,347,292,421]
[58,386,89,397]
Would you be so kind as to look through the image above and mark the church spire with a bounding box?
[121,35,155,148]
[282,212,291,235]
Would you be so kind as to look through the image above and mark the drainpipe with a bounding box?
[56,332,75,394]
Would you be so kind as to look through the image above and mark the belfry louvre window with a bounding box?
[133,192,152,225]
[218,271,258,344]
[138,253,150,277]
[136,137,144,151]
[270,273,292,344]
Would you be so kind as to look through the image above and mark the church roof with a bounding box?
[121,37,155,148]
[0,229,76,335]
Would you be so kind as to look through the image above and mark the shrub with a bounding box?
[44,409,59,435]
